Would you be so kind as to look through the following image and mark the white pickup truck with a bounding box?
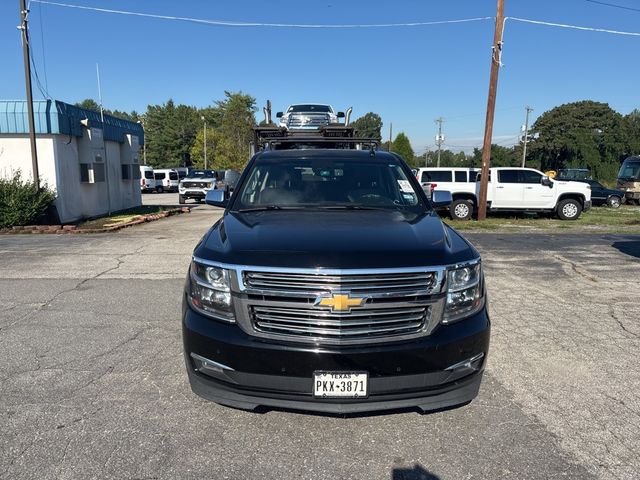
[478,167,592,220]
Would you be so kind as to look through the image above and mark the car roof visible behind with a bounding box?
[255,149,400,163]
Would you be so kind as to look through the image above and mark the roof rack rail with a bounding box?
[252,125,379,153]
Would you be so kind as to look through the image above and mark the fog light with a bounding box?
[191,352,234,378]
[445,352,485,372]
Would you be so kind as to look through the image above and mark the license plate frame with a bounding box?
[313,371,369,399]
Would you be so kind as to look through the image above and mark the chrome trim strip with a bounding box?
[191,256,481,294]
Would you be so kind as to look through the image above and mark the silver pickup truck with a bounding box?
[178,169,217,204]
[276,104,344,130]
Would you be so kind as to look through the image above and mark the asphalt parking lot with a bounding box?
[1,193,639,480]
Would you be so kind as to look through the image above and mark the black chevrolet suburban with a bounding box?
[182,148,490,414]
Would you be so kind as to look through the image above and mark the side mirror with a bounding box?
[337,112,345,118]
[276,112,283,118]
[205,189,228,208]
[541,175,553,187]
[431,190,453,208]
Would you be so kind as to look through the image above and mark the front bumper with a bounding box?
[180,190,209,198]
[182,302,490,414]
[624,191,640,200]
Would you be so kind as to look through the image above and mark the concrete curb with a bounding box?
[0,207,191,235]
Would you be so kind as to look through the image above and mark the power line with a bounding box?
[30,1,493,29]
[584,0,640,13]
[508,17,640,37]
[37,0,49,92]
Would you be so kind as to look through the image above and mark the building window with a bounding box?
[93,163,106,183]
[80,163,91,183]
[80,162,106,183]
[121,164,132,181]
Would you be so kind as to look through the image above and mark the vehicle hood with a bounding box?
[195,210,478,269]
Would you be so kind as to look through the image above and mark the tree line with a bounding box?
[77,97,639,182]
[76,91,257,171]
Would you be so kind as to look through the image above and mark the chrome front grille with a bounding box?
[237,268,445,345]
[182,181,209,188]
[287,114,330,129]
[251,305,429,340]
[243,271,436,294]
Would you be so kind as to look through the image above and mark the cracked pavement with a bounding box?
[0,194,639,479]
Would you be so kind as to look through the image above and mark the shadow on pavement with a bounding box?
[392,464,441,480]
[611,240,640,259]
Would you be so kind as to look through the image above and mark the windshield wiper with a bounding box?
[235,205,283,212]
[314,204,389,211]
[236,205,309,213]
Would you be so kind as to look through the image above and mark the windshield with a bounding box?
[618,160,640,181]
[189,169,216,178]
[232,158,424,212]
[287,105,332,113]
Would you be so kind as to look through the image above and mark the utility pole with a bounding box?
[477,0,506,221]
[19,0,40,190]
[521,106,533,168]
[388,122,393,152]
[435,117,444,167]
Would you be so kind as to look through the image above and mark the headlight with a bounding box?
[443,261,484,323]
[187,261,234,322]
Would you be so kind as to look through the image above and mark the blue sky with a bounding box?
[1,0,639,153]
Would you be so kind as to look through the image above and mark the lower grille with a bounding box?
[251,305,429,341]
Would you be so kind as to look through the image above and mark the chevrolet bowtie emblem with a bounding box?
[315,294,366,312]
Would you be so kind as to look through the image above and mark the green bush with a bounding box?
[0,171,56,228]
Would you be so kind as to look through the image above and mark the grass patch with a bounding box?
[445,205,640,233]
[77,206,167,230]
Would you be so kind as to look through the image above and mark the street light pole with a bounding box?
[201,116,207,169]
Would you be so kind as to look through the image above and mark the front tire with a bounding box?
[156,186,164,194]
[606,196,621,208]
[179,194,186,205]
[450,199,473,221]
[557,199,582,220]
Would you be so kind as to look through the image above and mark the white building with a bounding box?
[0,99,144,224]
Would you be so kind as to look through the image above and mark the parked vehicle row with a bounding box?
[138,166,182,193]
[416,166,594,220]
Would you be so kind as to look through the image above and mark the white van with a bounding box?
[415,167,480,220]
[139,166,157,193]
[153,169,180,193]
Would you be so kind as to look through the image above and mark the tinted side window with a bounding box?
[169,172,179,180]
[469,170,479,182]
[144,171,154,179]
[498,170,519,183]
[154,172,166,180]
[422,171,452,182]
[455,171,467,182]
[520,170,542,184]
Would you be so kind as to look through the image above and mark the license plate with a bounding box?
[313,372,368,398]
